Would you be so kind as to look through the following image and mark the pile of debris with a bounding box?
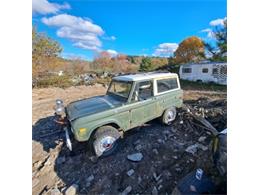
[32,97,227,195]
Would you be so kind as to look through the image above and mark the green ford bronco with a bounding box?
[54,72,183,157]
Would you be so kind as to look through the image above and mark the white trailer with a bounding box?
[179,62,227,85]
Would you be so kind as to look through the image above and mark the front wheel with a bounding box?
[161,107,177,125]
[93,126,121,157]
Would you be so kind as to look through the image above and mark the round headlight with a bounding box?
[55,99,64,115]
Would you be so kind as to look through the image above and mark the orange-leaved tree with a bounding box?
[174,36,205,64]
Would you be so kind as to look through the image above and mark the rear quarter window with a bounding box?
[157,78,179,93]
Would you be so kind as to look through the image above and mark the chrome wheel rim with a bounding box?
[166,110,175,123]
[99,136,116,153]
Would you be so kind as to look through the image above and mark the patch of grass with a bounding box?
[180,79,227,91]
[35,75,74,88]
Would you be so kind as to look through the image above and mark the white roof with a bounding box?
[113,72,178,81]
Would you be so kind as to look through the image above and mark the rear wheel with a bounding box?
[93,126,121,157]
[161,107,177,125]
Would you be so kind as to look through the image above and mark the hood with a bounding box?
[66,95,124,120]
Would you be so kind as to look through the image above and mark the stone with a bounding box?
[86,175,94,182]
[65,184,78,195]
[198,136,207,142]
[185,144,198,155]
[152,186,158,195]
[86,175,94,187]
[179,120,184,124]
[121,186,132,195]
[197,143,208,151]
[173,156,178,160]
[135,144,142,151]
[89,156,98,163]
[157,139,164,144]
[152,148,159,155]
[153,173,161,181]
[127,153,143,162]
[127,169,135,177]
[51,188,62,195]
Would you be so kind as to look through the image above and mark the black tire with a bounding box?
[161,107,177,125]
[93,126,121,157]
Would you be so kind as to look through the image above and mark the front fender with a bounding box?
[73,118,123,142]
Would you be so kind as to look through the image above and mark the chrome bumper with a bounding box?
[64,127,72,151]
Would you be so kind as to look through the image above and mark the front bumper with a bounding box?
[64,127,73,151]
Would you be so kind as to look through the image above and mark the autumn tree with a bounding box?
[174,36,205,64]
[139,57,154,72]
[32,27,62,77]
[205,19,227,62]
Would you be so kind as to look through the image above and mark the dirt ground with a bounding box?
[32,84,227,195]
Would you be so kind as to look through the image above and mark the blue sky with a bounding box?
[32,0,226,61]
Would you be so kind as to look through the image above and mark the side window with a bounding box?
[157,78,179,93]
[212,68,218,74]
[202,68,208,73]
[182,68,192,73]
[220,66,227,75]
[132,81,153,101]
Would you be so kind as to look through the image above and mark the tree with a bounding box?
[205,19,227,62]
[139,57,154,72]
[32,27,62,77]
[174,36,205,64]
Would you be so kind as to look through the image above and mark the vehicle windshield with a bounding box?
[107,80,132,99]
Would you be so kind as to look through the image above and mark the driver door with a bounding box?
[129,80,157,128]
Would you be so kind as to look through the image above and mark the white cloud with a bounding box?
[209,17,227,26]
[106,49,118,57]
[42,14,104,51]
[32,0,70,15]
[153,43,179,57]
[102,35,116,41]
[201,28,215,38]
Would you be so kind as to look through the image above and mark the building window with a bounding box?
[220,66,227,74]
[182,68,192,73]
[157,78,179,93]
[212,68,218,74]
[202,68,208,73]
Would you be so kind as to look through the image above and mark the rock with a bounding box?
[179,120,184,124]
[65,184,78,195]
[121,186,132,195]
[153,173,161,181]
[135,144,142,151]
[198,136,207,142]
[173,155,178,160]
[152,149,159,155]
[86,175,94,182]
[157,139,164,144]
[175,167,182,173]
[89,156,98,163]
[51,188,62,195]
[152,186,158,195]
[185,144,198,155]
[57,156,66,164]
[86,175,94,187]
[127,169,135,177]
[127,153,143,162]
[197,143,208,151]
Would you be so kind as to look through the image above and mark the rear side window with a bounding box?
[157,78,179,93]
[182,68,192,73]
